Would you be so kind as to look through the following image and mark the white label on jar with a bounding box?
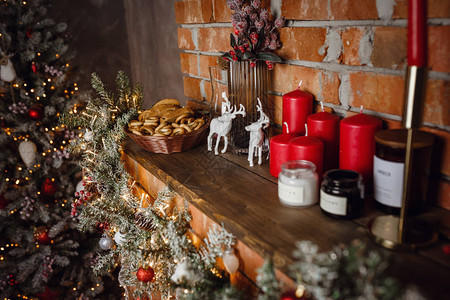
[373,156,404,208]
[320,190,347,216]
[278,181,304,206]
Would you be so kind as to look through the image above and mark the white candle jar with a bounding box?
[278,160,318,207]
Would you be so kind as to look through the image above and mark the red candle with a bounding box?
[289,136,324,179]
[408,0,427,67]
[339,113,382,191]
[307,111,340,171]
[270,133,299,177]
[282,88,313,135]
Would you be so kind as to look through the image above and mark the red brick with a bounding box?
[329,0,378,20]
[371,27,407,69]
[393,0,450,19]
[175,0,213,24]
[180,53,198,76]
[277,27,327,62]
[272,64,341,105]
[212,0,231,22]
[199,55,219,78]
[423,79,450,127]
[178,28,196,50]
[183,76,203,100]
[341,28,365,65]
[268,94,283,126]
[281,0,328,20]
[349,72,404,116]
[197,27,234,52]
[429,26,450,73]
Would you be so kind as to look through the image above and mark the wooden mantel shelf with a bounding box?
[122,139,450,298]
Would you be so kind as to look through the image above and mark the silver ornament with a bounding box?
[114,231,127,245]
[19,140,37,168]
[99,236,114,250]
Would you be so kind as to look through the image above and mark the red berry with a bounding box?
[250,61,256,68]
[230,50,236,56]
[443,245,450,256]
[232,56,238,61]
[234,28,239,35]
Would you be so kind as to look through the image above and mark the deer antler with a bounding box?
[233,104,246,117]
[256,98,269,128]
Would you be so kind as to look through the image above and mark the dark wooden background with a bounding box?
[49,0,184,106]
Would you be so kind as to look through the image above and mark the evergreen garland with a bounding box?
[62,72,243,299]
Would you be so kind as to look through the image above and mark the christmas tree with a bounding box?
[0,0,116,298]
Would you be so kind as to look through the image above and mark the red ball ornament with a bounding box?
[0,194,10,209]
[41,178,57,196]
[34,226,51,244]
[28,105,43,121]
[280,288,307,300]
[442,245,450,256]
[136,266,154,283]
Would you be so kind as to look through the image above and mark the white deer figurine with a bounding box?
[245,98,270,167]
[207,92,246,155]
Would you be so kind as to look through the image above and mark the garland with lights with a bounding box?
[61,71,248,299]
[0,0,120,298]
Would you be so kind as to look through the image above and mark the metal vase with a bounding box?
[227,60,269,154]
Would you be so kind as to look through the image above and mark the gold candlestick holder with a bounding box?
[368,66,438,250]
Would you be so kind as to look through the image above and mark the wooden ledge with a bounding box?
[122,139,450,298]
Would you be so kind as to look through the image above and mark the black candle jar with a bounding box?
[320,169,364,219]
[373,129,434,215]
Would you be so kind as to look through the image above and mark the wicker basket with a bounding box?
[124,121,209,154]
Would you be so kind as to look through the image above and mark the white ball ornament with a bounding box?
[84,129,93,142]
[222,247,239,274]
[114,231,127,245]
[19,140,37,168]
[171,260,198,284]
[0,53,16,82]
[75,180,84,193]
[99,236,114,250]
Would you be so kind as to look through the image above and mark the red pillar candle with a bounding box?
[269,133,299,177]
[408,0,427,67]
[282,88,313,135]
[339,113,382,191]
[289,136,324,179]
[307,111,340,171]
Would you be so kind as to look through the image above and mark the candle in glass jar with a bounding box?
[339,112,382,191]
[307,109,340,171]
[278,160,318,207]
[282,87,313,135]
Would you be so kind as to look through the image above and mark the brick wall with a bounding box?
[175,0,450,210]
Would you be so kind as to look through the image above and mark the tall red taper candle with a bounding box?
[408,0,427,67]
[339,111,382,192]
[307,106,340,171]
[282,83,313,135]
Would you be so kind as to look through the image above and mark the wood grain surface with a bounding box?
[123,139,450,299]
